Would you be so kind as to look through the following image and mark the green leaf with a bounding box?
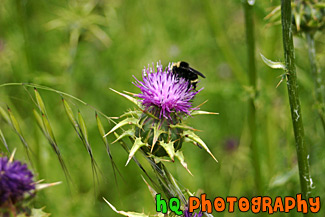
[260,53,286,70]
[151,123,166,151]
[105,117,139,137]
[30,208,51,217]
[190,111,219,116]
[110,88,140,107]
[183,130,218,163]
[36,181,62,191]
[175,150,192,175]
[120,110,142,118]
[126,137,148,166]
[147,153,172,164]
[112,129,135,144]
[169,124,200,131]
[159,141,175,161]
[17,208,51,217]
[103,198,149,217]
[269,167,298,188]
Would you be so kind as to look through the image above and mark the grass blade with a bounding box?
[0,128,10,152]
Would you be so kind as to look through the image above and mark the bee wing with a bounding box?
[189,67,206,78]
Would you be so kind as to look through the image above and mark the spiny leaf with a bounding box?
[112,129,135,144]
[269,167,298,188]
[119,110,142,119]
[36,181,62,191]
[103,198,149,217]
[264,5,281,20]
[34,88,47,115]
[147,153,172,163]
[30,208,51,217]
[169,124,201,131]
[126,137,148,166]
[260,53,286,70]
[159,141,175,161]
[190,111,219,116]
[110,88,140,107]
[175,150,192,176]
[9,148,16,163]
[104,117,139,137]
[151,122,166,151]
[114,132,159,190]
[193,99,209,109]
[0,128,9,152]
[294,12,301,31]
[183,130,218,163]
[16,207,51,216]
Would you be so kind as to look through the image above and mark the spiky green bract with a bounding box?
[108,84,218,172]
[15,208,51,217]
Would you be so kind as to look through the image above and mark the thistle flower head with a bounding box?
[183,207,203,217]
[134,62,200,120]
[0,157,35,205]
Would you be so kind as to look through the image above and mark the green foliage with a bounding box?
[16,208,51,217]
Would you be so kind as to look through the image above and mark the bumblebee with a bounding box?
[171,61,205,89]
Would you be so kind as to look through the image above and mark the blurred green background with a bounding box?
[0,0,324,216]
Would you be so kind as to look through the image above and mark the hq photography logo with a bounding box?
[155,194,321,215]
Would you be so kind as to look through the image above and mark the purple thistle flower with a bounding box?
[183,207,203,217]
[134,62,200,119]
[0,157,35,206]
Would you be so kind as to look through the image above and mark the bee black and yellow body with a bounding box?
[171,61,205,89]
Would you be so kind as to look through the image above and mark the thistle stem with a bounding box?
[306,32,325,132]
[281,0,312,204]
[243,0,263,194]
